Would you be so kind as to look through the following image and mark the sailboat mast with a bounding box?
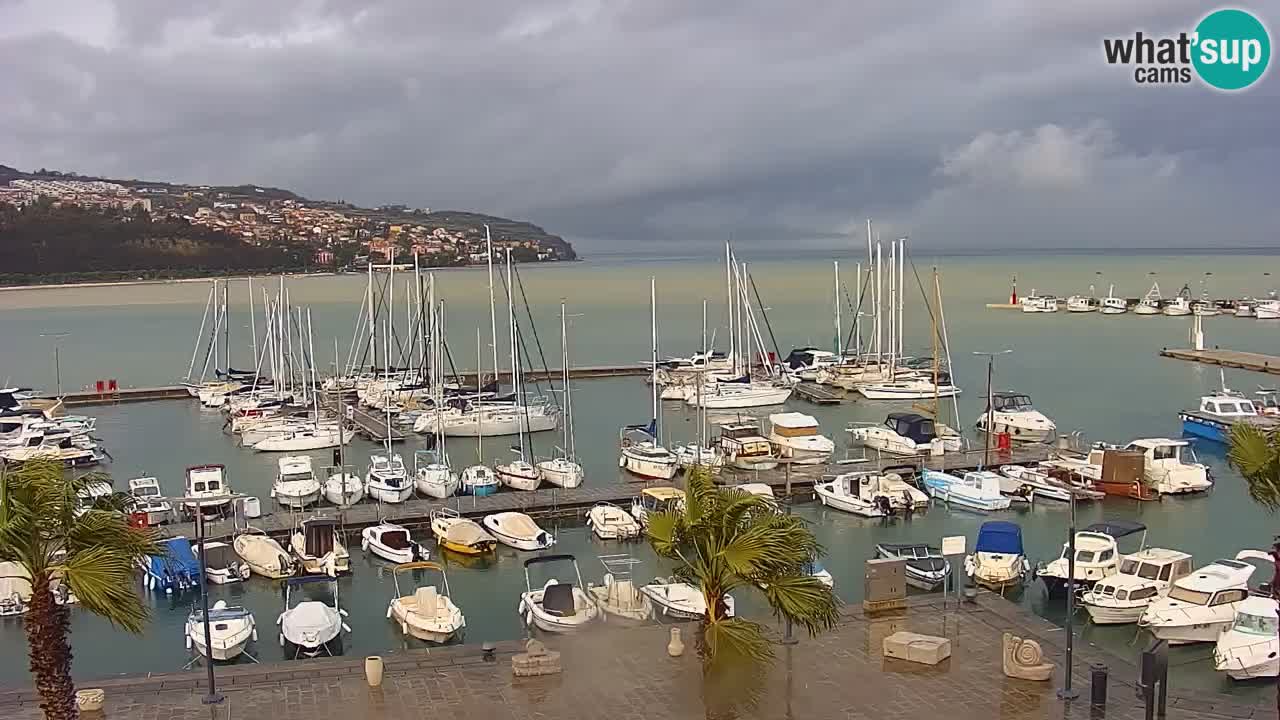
[506,249,516,409]
[854,262,863,358]
[222,281,230,374]
[898,238,906,358]
[888,240,896,377]
[833,261,841,356]
[366,262,376,372]
[384,252,394,453]
[248,277,257,372]
[560,300,571,461]
[485,225,499,386]
[725,241,735,374]
[185,283,215,383]
[875,239,883,365]
[475,328,483,461]
[650,276,659,435]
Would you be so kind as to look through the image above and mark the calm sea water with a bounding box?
[0,251,1278,697]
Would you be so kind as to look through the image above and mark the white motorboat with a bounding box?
[716,420,779,471]
[672,443,724,471]
[290,517,350,576]
[127,476,172,526]
[233,528,296,579]
[495,458,541,492]
[630,486,684,529]
[196,540,251,585]
[848,412,963,456]
[1134,282,1163,315]
[186,601,256,662]
[1066,294,1098,313]
[857,374,961,400]
[1140,553,1268,644]
[1215,595,1280,679]
[814,471,929,518]
[1124,438,1213,494]
[270,455,322,509]
[73,480,114,518]
[920,470,1011,512]
[998,464,1102,502]
[253,424,352,452]
[619,428,678,480]
[365,453,414,504]
[322,470,364,507]
[688,381,793,409]
[362,522,429,564]
[782,348,840,382]
[1100,285,1127,314]
[587,555,653,623]
[1192,299,1221,316]
[641,576,735,620]
[586,503,642,540]
[0,561,32,617]
[964,521,1031,591]
[1235,301,1256,318]
[387,561,466,644]
[278,575,350,658]
[460,464,499,496]
[974,392,1056,443]
[1020,294,1058,313]
[182,464,233,519]
[1082,548,1194,625]
[1256,299,1280,320]
[1163,295,1192,316]
[430,508,498,556]
[483,512,556,551]
[518,554,600,633]
[767,412,834,465]
[876,544,950,591]
[1038,521,1148,597]
[414,449,459,499]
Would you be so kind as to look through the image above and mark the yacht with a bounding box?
[766,412,834,465]
[1100,285,1127,314]
[270,455,322,509]
[1082,548,1193,625]
[964,521,1031,591]
[814,471,929,518]
[495,457,541,492]
[1066,294,1098,313]
[848,412,963,456]
[1124,439,1212,495]
[620,427,678,480]
[365,453,414,504]
[182,464,233,519]
[1134,282,1163,315]
[974,392,1056,443]
[1215,595,1280,679]
[1020,294,1058,313]
[1140,554,1268,644]
[920,470,1011,512]
[716,420,779,471]
[1037,520,1147,597]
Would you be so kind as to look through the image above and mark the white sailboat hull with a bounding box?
[415,467,460,499]
[537,459,584,488]
[689,385,792,409]
[620,450,678,480]
[322,475,365,506]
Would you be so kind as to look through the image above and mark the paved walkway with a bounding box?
[4,594,1274,720]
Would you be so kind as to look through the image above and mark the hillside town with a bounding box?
[0,173,575,269]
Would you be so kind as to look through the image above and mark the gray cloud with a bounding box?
[1,0,1276,248]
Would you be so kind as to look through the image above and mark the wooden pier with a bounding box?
[1159,347,1280,376]
[56,386,192,407]
[793,382,844,405]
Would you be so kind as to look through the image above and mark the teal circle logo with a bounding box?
[1192,9,1271,91]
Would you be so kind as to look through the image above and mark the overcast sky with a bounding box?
[1,1,1276,250]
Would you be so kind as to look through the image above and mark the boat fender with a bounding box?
[278,633,285,647]
[342,623,351,634]
[400,621,408,636]
[185,635,192,650]
[251,628,258,642]
[361,538,369,552]
[525,610,534,627]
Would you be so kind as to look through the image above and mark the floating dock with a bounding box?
[57,386,192,407]
[1159,347,1280,376]
[793,382,844,404]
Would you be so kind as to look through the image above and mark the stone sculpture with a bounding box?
[1002,632,1054,681]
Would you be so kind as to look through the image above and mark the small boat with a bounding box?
[1082,548,1194,625]
[536,456,584,489]
[849,412,964,456]
[672,443,724,471]
[182,464,233,519]
[494,458,541,492]
[413,449,459,499]
[1134,282,1163,315]
[142,537,201,594]
[73,480,114,517]
[278,575,350,659]
[322,470,365,507]
[537,305,585,490]
[586,503,642,540]
[195,540,251,585]
[0,561,31,617]
[482,512,556,551]
[1215,595,1280,679]
[387,561,466,644]
[1179,382,1279,443]
[1066,294,1098,313]
[1257,388,1280,416]
[1256,298,1280,320]
[1192,300,1221,317]
[430,508,497,555]
[1140,552,1270,645]
[630,486,684,529]
[814,471,929,517]
[290,517,350,576]
[270,455,322,509]
[807,560,835,588]
[998,465,1102,502]
[1100,285,1127,314]
[716,420,779,471]
[586,555,653,623]
[1121,438,1213,494]
[460,465,499,497]
[640,576,735,620]
[876,543,950,591]
[974,392,1056,443]
[361,522,429,564]
[964,522,1030,591]
[518,554,600,633]
[233,527,296,579]
[365,453,414,504]
[619,427,678,480]
[186,600,256,661]
[1037,521,1148,597]
[856,374,962,401]
[920,470,1011,512]
[1162,293,1192,317]
[127,477,172,525]
[767,412,835,465]
[1234,301,1256,318]
[782,348,840,381]
[1020,294,1058,313]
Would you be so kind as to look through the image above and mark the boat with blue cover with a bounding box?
[964,521,1030,591]
[142,537,201,594]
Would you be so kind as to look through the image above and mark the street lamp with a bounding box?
[971,350,1012,467]
[39,332,70,397]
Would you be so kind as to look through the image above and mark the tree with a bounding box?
[646,469,839,716]
[0,459,161,720]
[1228,423,1280,511]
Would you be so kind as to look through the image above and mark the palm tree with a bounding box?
[0,459,161,720]
[646,468,839,716]
[1227,423,1280,511]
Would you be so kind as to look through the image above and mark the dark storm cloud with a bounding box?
[2,0,1276,248]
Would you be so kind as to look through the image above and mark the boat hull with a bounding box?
[367,484,414,504]
[1146,622,1231,645]
[1084,603,1146,625]
[1179,412,1228,443]
[815,487,882,517]
[620,452,678,480]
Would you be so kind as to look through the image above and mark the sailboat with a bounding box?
[461,332,500,497]
[414,295,459,499]
[538,301,584,488]
[620,277,679,481]
[364,256,413,504]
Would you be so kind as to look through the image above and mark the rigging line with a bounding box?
[512,260,556,391]
[497,262,551,396]
[908,253,944,357]
[747,271,782,371]
[840,276,873,356]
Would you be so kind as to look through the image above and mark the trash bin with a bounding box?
[242,496,262,519]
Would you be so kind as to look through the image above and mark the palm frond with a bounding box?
[1227,424,1280,512]
[645,511,684,559]
[61,545,151,632]
[756,574,841,635]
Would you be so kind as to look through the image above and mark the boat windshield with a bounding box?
[1233,612,1279,636]
[1167,586,1212,605]
[281,471,314,483]
[1150,445,1180,461]
[134,485,159,498]
[995,395,1033,411]
[1120,559,1162,580]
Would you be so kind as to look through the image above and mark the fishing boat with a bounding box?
[127,476,172,525]
[482,512,556,551]
[182,464,233,519]
[963,522,1030,591]
[387,561,465,644]
[233,527,295,579]
[1066,294,1098,313]
[1234,300,1256,318]
[270,455,322,509]
[1134,282,1163,315]
[1257,298,1280,320]
[459,464,499,497]
[716,420,779,471]
[1163,287,1193,316]
[518,554,599,633]
[876,544,950,591]
[586,503,642,540]
[414,449,459,499]
[586,555,653,624]
[195,541,251,585]
[1037,520,1147,597]
[998,465,1102,502]
[767,412,834,465]
[814,471,929,518]
[1140,552,1271,645]
[974,392,1056,443]
[1082,548,1194,625]
[848,412,963,456]
[641,576,735,620]
[920,470,1011,512]
[142,537,201,594]
[365,453,414,504]
[278,575,349,659]
[630,487,684,529]
[322,469,365,507]
[290,517,350,576]
[1179,382,1279,443]
[1020,294,1058,313]
[362,522,429,564]
[430,508,498,556]
[186,601,256,662]
[1215,595,1280,679]
[1100,285,1127,314]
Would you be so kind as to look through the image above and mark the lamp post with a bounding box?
[1057,483,1080,702]
[39,332,70,397]
[971,350,1011,467]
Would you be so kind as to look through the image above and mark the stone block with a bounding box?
[883,631,952,666]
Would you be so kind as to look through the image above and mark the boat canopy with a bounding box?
[523,553,577,568]
[149,537,200,586]
[885,413,936,444]
[1084,520,1147,539]
[974,522,1024,555]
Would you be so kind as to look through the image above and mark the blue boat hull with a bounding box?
[1179,412,1227,443]
[466,484,499,497]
